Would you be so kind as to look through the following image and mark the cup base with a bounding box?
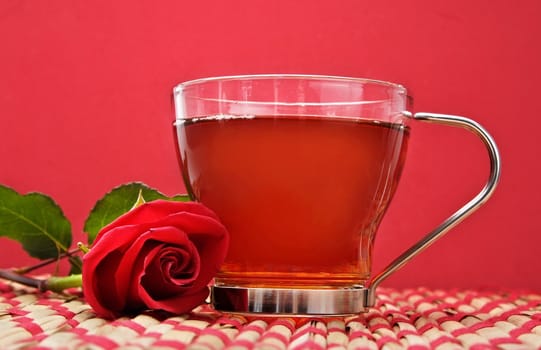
[211,285,369,315]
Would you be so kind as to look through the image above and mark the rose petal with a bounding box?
[83,200,230,318]
[135,226,200,285]
[124,241,162,311]
[83,225,149,317]
[127,230,210,313]
[139,242,200,299]
[152,246,200,285]
[160,248,194,279]
[125,226,212,313]
[117,226,191,278]
[94,201,221,243]
[116,226,200,306]
[138,284,211,314]
[83,250,123,319]
[149,212,229,290]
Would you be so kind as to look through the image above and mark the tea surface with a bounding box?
[176,115,409,287]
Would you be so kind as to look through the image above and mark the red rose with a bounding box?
[82,200,229,319]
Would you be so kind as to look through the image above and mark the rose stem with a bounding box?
[0,269,47,291]
[44,274,83,293]
[13,247,81,275]
[0,269,83,293]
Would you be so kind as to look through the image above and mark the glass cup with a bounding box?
[173,75,500,315]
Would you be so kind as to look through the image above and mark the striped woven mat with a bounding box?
[1,278,540,349]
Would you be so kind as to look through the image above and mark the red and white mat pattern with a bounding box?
[1,279,540,349]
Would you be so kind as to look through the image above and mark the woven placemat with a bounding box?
[1,278,540,349]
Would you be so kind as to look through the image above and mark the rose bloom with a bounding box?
[82,200,229,319]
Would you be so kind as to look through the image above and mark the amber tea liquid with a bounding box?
[176,115,409,288]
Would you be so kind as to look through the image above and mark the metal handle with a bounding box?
[365,112,501,306]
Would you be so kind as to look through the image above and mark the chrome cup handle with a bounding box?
[365,112,502,306]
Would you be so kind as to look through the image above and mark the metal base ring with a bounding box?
[211,285,369,315]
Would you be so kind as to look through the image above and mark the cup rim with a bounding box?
[173,74,406,95]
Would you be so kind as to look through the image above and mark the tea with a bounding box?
[176,115,409,288]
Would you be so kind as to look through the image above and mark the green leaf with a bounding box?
[0,184,72,260]
[68,255,83,275]
[84,182,190,244]
[170,194,191,201]
[130,189,147,210]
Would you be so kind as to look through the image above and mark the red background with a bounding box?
[1,1,540,290]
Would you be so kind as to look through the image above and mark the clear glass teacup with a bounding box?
[173,75,500,315]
